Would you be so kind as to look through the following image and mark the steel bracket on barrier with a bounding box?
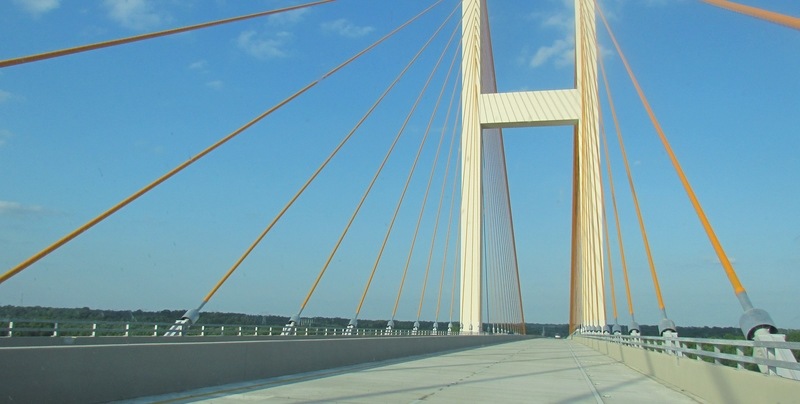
[281,315,300,336]
[753,328,800,380]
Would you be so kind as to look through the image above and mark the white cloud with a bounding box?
[0,129,12,147]
[267,8,308,26]
[13,0,60,16]
[134,139,164,155]
[527,0,675,69]
[526,4,575,70]
[597,0,682,20]
[103,0,168,31]
[599,44,614,61]
[235,8,314,61]
[322,19,374,38]
[540,12,573,31]
[188,60,207,70]
[0,200,44,215]
[641,0,676,6]
[0,89,11,103]
[205,80,223,90]
[237,30,291,59]
[530,37,574,68]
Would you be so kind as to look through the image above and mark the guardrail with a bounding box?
[580,333,800,380]
[0,319,459,337]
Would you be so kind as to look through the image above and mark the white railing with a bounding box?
[0,319,458,338]
[581,333,800,380]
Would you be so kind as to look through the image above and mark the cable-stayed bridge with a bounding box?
[1,0,799,402]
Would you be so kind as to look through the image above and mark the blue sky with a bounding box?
[1,0,798,330]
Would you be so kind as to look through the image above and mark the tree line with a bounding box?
[1,305,796,341]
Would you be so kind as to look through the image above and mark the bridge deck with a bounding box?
[136,338,701,403]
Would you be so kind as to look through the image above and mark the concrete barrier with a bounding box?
[577,336,800,403]
[1,335,524,403]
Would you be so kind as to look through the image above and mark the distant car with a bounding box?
[554,334,562,339]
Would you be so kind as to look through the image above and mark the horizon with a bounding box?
[2,0,799,329]
[3,303,788,330]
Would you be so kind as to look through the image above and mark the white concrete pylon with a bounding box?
[459,0,604,333]
[576,0,606,329]
[459,0,482,334]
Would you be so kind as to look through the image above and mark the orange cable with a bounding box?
[0,1,334,68]
[599,113,619,322]
[596,25,636,321]
[448,214,461,326]
[292,1,456,315]
[597,1,747,296]
[594,24,667,312]
[569,125,581,333]
[0,0,438,288]
[416,64,461,321]
[702,0,800,30]
[391,36,460,320]
[352,7,460,318]
[594,16,619,324]
[4,78,311,287]
[202,0,447,304]
[495,129,525,331]
[602,208,618,320]
[600,103,636,318]
[434,140,461,324]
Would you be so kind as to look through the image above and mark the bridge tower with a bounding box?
[460,0,605,334]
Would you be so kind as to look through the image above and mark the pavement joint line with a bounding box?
[568,340,606,404]
[414,354,501,400]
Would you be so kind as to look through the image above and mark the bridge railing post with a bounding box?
[736,347,745,369]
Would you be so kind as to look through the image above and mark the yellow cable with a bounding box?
[417,74,460,322]
[569,125,581,333]
[390,34,460,320]
[599,120,619,322]
[298,1,456,315]
[597,1,747,296]
[433,141,461,324]
[351,10,460,319]
[598,53,636,319]
[448,222,461,327]
[0,0,438,289]
[4,78,314,287]
[702,0,800,30]
[0,1,334,68]
[594,21,667,311]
